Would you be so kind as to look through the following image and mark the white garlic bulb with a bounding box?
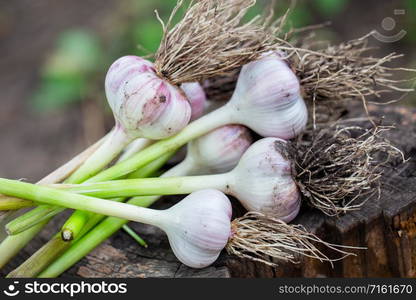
[174,125,252,176]
[226,52,308,139]
[66,56,193,183]
[158,189,232,268]
[105,55,192,140]
[226,137,301,222]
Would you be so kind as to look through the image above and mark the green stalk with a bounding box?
[0,132,109,212]
[37,151,205,277]
[0,196,34,211]
[122,224,148,248]
[66,174,226,198]
[6,206,66,235]
[13,126,131,233]
[60,152,173,241]
[86,105,231,183]
[6,171,226,236]
[0,179,164,224]
[39,195,159,278]
[0,135,108,270]
[5,105,231,234]
[67,125,131,183]
[6,198,123,278]
[0,104,231,272]
[4,153,170,277]
[0,220,48,269]
[5,148,172,237]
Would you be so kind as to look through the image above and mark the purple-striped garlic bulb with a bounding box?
[118,81,208,162]
[67,56,193,183]
[227,137,301,222]
[227,52,308,139]
[105,55,191,140]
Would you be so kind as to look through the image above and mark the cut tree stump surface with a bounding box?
[1,104,415,278]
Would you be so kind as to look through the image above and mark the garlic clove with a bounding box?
[160,189,232,268]
[181,82,207,121]
[105,56,192,140]
[229,52,308,139]
[229,138,301,222]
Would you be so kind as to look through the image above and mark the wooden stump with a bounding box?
[1,105,415,278]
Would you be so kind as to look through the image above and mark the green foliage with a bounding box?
[405,0,416,42]
[32,30,104,112]
[131,20,163,56]
[314,0,348,17]
[287,4,313,28]
[32,76,86,111]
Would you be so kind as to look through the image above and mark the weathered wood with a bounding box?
[1,105,415,278]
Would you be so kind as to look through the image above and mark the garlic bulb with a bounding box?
[175,125,253,176]
[159,189,232,268]
[105,55,192,140]
[65,55,193,183]
[227,52,308,139]
[118,81,208,162]
[228,137,301,222]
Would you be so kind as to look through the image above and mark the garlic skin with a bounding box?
[159,189,232,268]
[119,82,207,162]
[178,125,252,175]
[105,56,192,140]
[227,52,308,140]
[227,137,301,222]
[181,82,207,121]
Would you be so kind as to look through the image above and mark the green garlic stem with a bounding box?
[68,125,132,183]
[0,220,48,269]
[0,178,165,226]
[0,103,233,273]
[118,138,153,162]
[39,196,159,278]
[38,133,110,185]
[0,197,34,211]
[37,146,213,277]
[5,105,232,236]
[6,198,124,278]
[0,134,109,269]
[63,174,228,199]
[3,152,169,276]
[6,206,65,236]
[61,152,174,241]
[86,105,233,183]
[6,128,129,236]
[122,224,148,248]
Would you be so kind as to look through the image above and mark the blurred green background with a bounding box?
[28,0,416,112]
[0,0,415,180]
